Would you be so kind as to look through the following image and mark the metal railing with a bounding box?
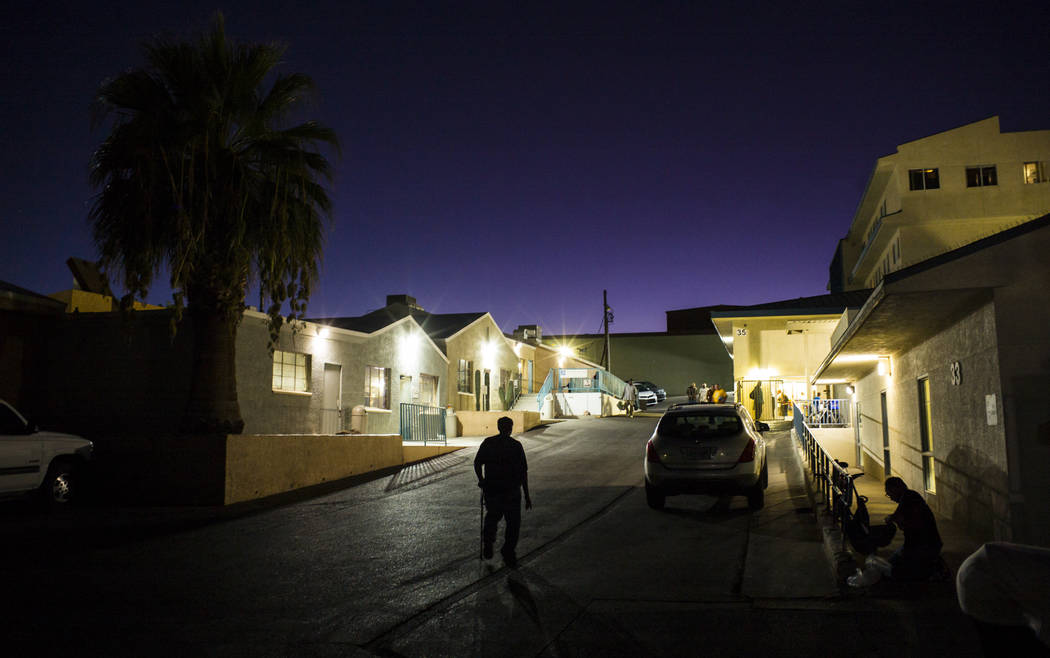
[536,369,554,412]
[797,399,851,427]
[399,403,447,445]
[793,403,860,552]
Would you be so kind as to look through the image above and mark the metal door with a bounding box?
[880,391,890,476]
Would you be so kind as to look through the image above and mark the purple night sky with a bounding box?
[3,1,1048,334]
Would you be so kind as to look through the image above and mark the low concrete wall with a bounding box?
[403,444,463,463]
[224,434,404,504]
[93,433,464,506]
[456,410,541,436]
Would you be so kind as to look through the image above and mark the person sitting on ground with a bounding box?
[883,476,944,581]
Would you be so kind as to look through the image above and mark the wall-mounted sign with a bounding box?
[986,394,998,426]
[736,328,748,336]
[950,361,962,386]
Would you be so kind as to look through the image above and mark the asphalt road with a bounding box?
[3,415,982,657]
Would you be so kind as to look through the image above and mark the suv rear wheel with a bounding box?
[645,482,666,510]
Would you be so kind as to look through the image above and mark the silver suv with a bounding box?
[644,403,768,510]
[0,399,93,507]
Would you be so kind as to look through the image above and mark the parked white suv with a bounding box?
[0,399,93,506]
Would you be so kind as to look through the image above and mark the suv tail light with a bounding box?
[646,439,661,463]
[738,438,756,463]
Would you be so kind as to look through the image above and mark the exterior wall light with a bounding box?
[318,326,330,339]
[877,356,892,377]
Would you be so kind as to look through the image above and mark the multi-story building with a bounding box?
[828,116,1050,292]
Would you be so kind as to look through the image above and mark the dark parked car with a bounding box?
[635,380,666,402]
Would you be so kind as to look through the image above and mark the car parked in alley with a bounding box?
[644,402,768,510]
[635,380,666,402]
[0,399,93,507]
[635,385,658,408]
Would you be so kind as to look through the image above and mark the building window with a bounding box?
[966,165,998,188]
[365,366,390,409]
[457,359,473,393]
[917,377,936,493]
[273,351,310,392]
[908,168,939,191]
[420,373,439,407]
[1024,161,1046,184]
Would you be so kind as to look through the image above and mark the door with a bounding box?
[853,401,862,467]
[880,391,890,476]
[527,360,534,393]
[321,364,342,434]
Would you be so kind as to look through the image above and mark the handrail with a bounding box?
[793,403,860,552]
[536,369,554,412]
[797,399,851,427]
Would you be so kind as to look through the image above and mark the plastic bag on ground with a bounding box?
[867,554,893,577]
[847,561,883,587]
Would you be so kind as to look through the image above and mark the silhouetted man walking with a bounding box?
[474,416,532,567]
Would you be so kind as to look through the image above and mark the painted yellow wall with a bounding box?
[224,433,463,504]
[455,410,542,436]
[49,289,164,312]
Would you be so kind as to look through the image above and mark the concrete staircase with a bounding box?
[512,393,540,413]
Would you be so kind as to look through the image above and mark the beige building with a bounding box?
[829,116,1050,293]
[708,292,870,421]
[815,213,1050,545]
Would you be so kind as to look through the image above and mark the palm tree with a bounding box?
[90,14,338,433]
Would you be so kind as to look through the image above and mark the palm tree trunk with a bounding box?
[182,296,245,434]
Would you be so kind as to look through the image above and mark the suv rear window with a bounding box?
[658,413,742,439]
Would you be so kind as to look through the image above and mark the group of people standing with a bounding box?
[686,382,726,403]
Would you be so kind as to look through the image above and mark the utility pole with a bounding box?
[603,290,612,371]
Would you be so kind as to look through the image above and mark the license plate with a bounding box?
[681,446,715,460]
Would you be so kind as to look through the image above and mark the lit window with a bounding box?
[273,350,310,392]
[966,165,998,188]
[917,377,936,493]
[420,373,439,407]
[1024,161,1046,184]
[908,168,939,191]
[365,365,390,409]
[457,359,473,393]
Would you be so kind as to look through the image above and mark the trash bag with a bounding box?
[847,559,884,587]
[844,496,897,555]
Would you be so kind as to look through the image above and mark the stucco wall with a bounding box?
[552,333,732,398]
[237,312,449,436]
[225,433,405,504]
[455,410,541,436]
[444,316,519,412]
[855,301,1009,541]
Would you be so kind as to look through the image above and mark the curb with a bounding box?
[791,430,859,584]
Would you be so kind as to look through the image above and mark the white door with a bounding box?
[321,364,342,434]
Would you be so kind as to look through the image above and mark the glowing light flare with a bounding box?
[557,345,574,359]
[317,326,330,339]
[481,340,497,369]
[832,353,880,364]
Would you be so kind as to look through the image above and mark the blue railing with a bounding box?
[536,369,554,412]
[793,403,859,552]
[399,403,446,445]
